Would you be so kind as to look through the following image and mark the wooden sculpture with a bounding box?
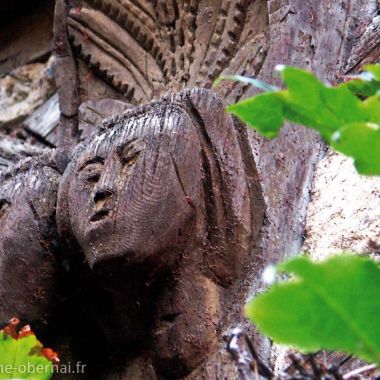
[56,88,265,378]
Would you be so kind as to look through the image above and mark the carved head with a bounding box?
[58,88,264,284]
[0,154,62,324]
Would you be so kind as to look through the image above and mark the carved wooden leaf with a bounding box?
[59,0,269,105]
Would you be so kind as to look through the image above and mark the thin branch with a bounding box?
[342,364,378,379]
[308,354,323,379]
[227,328,257,380]
[244,333,274,378]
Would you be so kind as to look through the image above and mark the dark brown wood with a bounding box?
[56,88,265,378]
[343,3,380,73]
[78,98,133,142]
[0,153,62,328]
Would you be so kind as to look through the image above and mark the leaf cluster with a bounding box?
[221,65,380,175]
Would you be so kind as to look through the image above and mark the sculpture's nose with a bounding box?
[93,170,115,202]
[93,157,118,197]
[91,161,117,221]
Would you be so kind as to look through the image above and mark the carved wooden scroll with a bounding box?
[54,0,269,150]
[56,88,265,378]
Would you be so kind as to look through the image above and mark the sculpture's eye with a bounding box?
[83,169,101,183]
[118,139,145,167]
[0,199,11,219]
[78,157,104,185]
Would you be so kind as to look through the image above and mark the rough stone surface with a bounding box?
[304,150,380,259]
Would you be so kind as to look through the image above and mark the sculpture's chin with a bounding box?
[82,243,181,287]
[83,244,143,270]
[82,215,114,241]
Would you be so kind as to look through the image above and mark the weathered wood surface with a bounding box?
[51,0,380,378]
[185,0,380,378]
[0,57,56,131]
[54,0,269,151]
[23,93,60,146]
[78,98,133,142]
[248,0,380,294]
[56,88,265,379]
[0,134,47,171]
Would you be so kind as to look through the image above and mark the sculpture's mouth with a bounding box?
[90,209,111,222]
[90,193,116,223]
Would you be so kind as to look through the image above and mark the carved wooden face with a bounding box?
[0,163,60,322]
[62,104,202,271]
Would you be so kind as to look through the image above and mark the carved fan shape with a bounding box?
[63,0,269,105]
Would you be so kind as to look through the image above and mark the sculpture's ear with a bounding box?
[185,89,265,287]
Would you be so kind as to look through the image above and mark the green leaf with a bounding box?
[246,255,380,365]
[365,64,380,81]
[361,95,380,125]
[344,65,380,97]
[226,67,369,140]
[0,321,56,380]
[331,122,380,175]
[227,92,285,138]
[224,65,380,175]
[345,77,380,98]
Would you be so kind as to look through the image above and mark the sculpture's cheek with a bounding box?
[67,177,94,244]
[109,163,195,262]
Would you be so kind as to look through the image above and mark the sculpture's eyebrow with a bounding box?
[78,157,105,171]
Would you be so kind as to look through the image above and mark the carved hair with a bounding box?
[57,88,264,286]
